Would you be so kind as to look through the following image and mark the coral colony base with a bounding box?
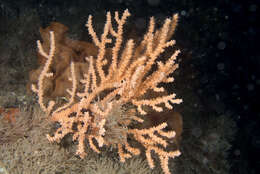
[31,9,182,174]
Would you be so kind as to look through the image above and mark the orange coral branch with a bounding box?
[32,9,182,174]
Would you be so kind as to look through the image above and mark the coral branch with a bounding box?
[32,9,182,174]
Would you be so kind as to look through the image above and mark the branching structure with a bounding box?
[32,9,182,174]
